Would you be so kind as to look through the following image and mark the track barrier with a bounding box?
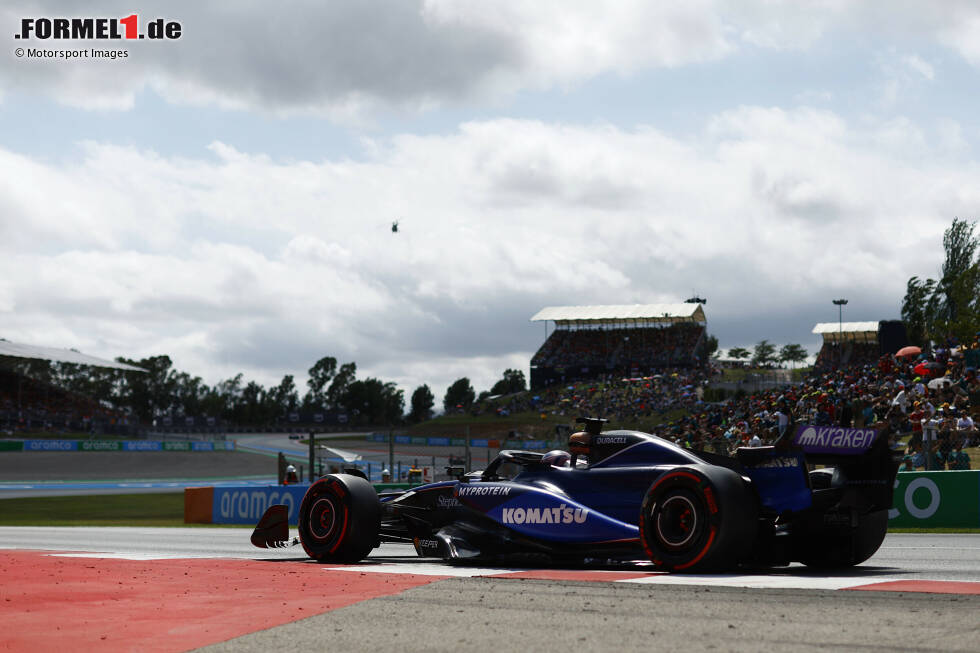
[5,439,236,452]
[185,482,414,524]
[888,470,980,528]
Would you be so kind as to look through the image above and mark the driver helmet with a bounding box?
[541,449,571,468]
[568,430,591,459]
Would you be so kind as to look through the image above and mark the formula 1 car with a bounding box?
[252,417,901,572]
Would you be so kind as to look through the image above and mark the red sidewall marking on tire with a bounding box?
[673,525,717,571]
[0,550,443,652]
[649,471,702,494]
[328,505,349,554]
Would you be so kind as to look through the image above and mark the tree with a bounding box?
[326,362,357,408]
[237,380,269,423]
[54,362,123,408]
[408,384,435,423]
[751,340,778,367]
[901,218,980,346]
[779,343,808,369]
[935,218,980,340]
[212,373,244,419]
[268,374,299,416]
[901,276,937,347]
[490,368,526,395]
[702,334,719,359]
[171,371,208,417]
[443,377,475,413]
[727,347,750,361]
[117,355,177,422]
[340,378,404,425]
[303,356,337,409]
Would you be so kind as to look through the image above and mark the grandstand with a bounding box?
[0,338,144,435]
[811,320,908,371]
[529,304,708,389]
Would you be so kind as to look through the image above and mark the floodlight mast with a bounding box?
[832,299,848,368]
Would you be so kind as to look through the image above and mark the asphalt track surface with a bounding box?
[0,449,278,497]
[0,528,978,652]
[0,431,483,497]
[0,432,472,497]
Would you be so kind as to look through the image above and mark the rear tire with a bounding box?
[298,474,380,563]
[639,465,757,573]
[800,509,888,568]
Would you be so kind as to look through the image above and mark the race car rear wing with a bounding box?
[792,424,901,511]
[729,424,901,514]
[808,431,900,509]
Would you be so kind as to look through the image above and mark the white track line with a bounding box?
[615,574,874,590]
[325,563,521,577]
[48,552,229,560]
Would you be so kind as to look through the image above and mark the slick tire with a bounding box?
[800,509,888,569]
[298,474,381,563]
[639,464,757,573]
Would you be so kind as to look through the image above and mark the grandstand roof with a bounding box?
[530,304,706,325]
[0,339,146,371]
[812,322,879,334]
[812,321,879,343]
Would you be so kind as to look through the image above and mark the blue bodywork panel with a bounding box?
[455,482,639,543]
[738,449,811,513]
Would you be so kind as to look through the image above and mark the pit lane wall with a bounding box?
[185,482,414,525]
[889,470,980,528]
[0,439,235,452]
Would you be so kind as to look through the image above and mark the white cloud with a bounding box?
[936,10,980,66]
[902,54,935,80]
[1,108,975,400]
[5,2,980,117]
[0,1,732,117]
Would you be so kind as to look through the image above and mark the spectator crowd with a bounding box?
[483,334,980,471]
[0,369,133,435]
[649,337,980,471]
[532,324,705,377]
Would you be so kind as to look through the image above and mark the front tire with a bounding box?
[639,465,757,573]
[298,474,380,563]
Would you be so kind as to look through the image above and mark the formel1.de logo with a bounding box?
[15,15,182,40]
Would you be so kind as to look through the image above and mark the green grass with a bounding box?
[0,492,188,526]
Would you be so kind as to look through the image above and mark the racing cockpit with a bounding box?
[568,416,606,467]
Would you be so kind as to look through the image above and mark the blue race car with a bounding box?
[252,417,901,572]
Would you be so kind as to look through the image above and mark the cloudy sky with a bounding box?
[2,1,979,402]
